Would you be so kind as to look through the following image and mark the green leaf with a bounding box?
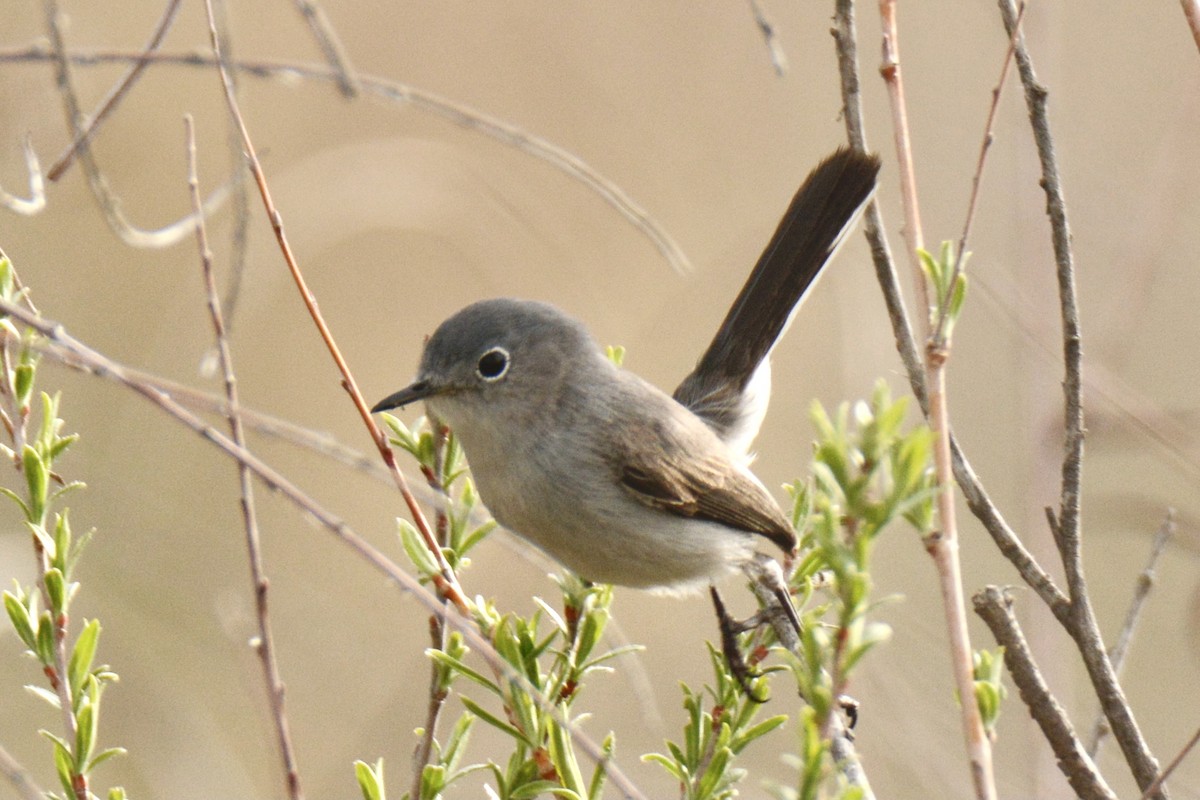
[14,363,35,407]
[43,568,65,613]
[426,650,497,694]
[730,714,788,754]
[398,518,439,577]
[0,486,30,517]
[4,589,37,650]
[22,445,48,522]
[35,611,55,665]
[50,732,75,798]
[86,746,126,772]
[69,619,100,697]
[354,758,386,800]
[587,732,614,800]
[108,788,128,800]
[511,781,580,799]
[25,684,61,708]
[641,752,685,781]
[75,697,98,768]
[459,696,528,744]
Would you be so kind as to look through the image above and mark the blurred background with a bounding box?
[1,2,1199,798]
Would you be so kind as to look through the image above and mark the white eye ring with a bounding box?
[475,346,511,382]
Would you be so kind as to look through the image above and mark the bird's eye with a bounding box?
[476,347,510,381]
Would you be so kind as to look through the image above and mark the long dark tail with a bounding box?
[673,147,881,443]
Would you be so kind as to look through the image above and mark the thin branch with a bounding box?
[877,2,994,796]
[0,297,649,800]
[1088,510,1177,759]
[931,1,1025,345]
[1140,727,1200,800]
[831,0,924,405]
[830,0,1069,618]
[1181,0,1200,56]
[0,45,691,274]
[0,136,46,215]
[997,2,1165,794]
[199,0,469,612]
[747,0,788,75]
[187,114,304,800]
[877,0,929,329]
[207,0,253,337]
[0,740,44,800]
[973,587,1117,800]
[46,0,183,181]
[291,0,360,97]
[38,1,233,248]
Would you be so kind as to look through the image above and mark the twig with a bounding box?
[202,0,253,339]
[1140,726,1200,800]
[830,0,1069,619]
[877,2,994,797]
[291,0,360,97]
[1181,0,1200,55]
[0,740,44,800]
[412,426,451,797]
[38,1,234,248]
[186,114,304,800]
[973,587,1117,800]
[747,0,788,75]
[997,2,1165,794]
[877,0,929,328]
[199,0,469,613]
[0,136,46,215]
[0,45,691,274]
[931,1,1025,345]
[0,297,649,800]
[1087,510,1177,759]
[46,0,183,181]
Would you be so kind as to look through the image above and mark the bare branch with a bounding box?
[200,0,469,613]
[46,0,183,181]
[997,2,1165,793]
[1088,510,1177,759]
[38,1,233,247]
[0,136,46,215]
[877,2,995,795]
[932,1,1025,345]
[877,0,929,328]
[973,587,1117,800]
[747,0,788,75]
[1140,727,1200,800]
[187,114,305,800]
[0,740,44,800]
[291,0,360,97]
[1180,0,1200,56]
[0,45,691,273]
[831,0,1067,615]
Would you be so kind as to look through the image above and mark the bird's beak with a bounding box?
[370,379,439,413]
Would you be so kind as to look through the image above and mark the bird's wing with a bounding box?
[614,435,796,555]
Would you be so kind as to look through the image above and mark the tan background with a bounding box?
[1,2,1199,798]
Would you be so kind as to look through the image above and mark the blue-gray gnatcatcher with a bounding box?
[373,148,880,597]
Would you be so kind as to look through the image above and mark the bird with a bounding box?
[372,147,881,599]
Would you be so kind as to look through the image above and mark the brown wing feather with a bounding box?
[618,452,796,555]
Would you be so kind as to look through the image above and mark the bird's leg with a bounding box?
[709,586,769,703]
